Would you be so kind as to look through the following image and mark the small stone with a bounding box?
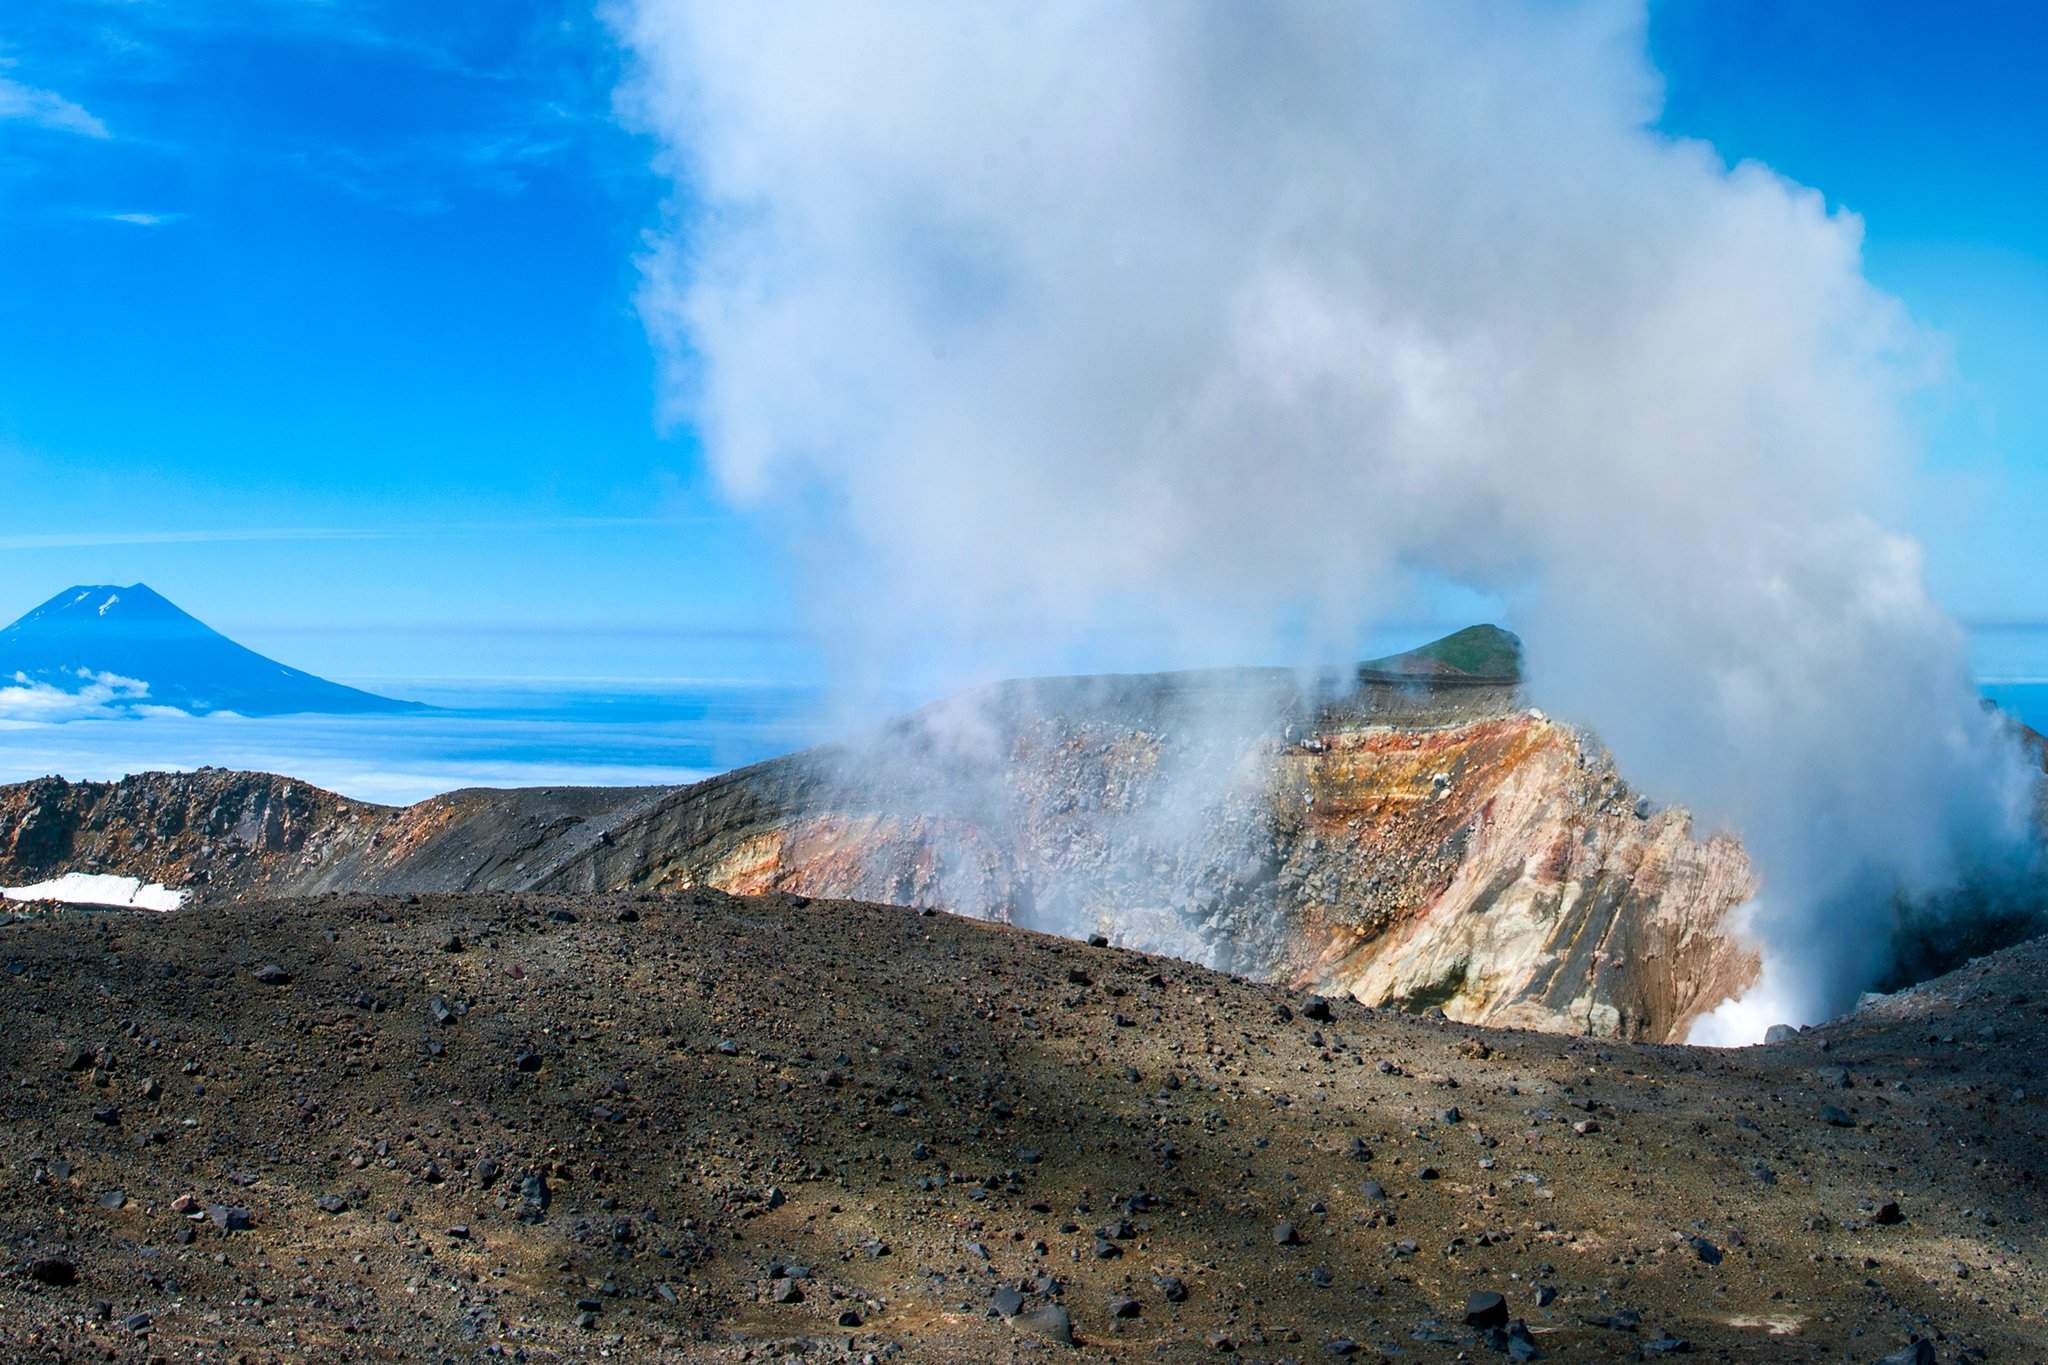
[1012,1304,1073,1346]
[1464,1291,1508,1328]
[1361,1180,1388,1201]
[769,1277,803,1304]
[207,1204,253,1232]
[317,1194,349,1214]
[1497,1320,1544,1362]
[1346,1136,1372,1162]
[1109,1294,1141,1318]
[1272,1221,1302,1246]
[1087,934,1109,948]
[838,1308,863,1327]
[989,1286,1025,1318]
[1689,1236,1722,1265]
[1301,995,1334,1022]
[28,1257,77,1287]
[1325,1339,1359,1356]
[1877,1341,1936,1365]
[1155,1275,1188,1303]
[1763,1024,1797,1044]
[123,1311,152,1333]
[1572,1119,1600,1135]
[1641,1333,1693,1355]
[96,1189,125,1210]
[252,964,291,986]
[1818,1105,1853,1127]
[1873,1200,1904,1225]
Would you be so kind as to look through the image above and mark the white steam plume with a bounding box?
[611,0,2039,1040]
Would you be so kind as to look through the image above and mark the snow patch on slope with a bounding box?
[2,872,186,912]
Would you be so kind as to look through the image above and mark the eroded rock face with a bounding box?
[0,769,375,899]
[559,683,1758,1041]
[0,668,1764,1041]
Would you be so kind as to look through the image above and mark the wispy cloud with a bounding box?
[0,76,110,139]
[0,517,695,552]
[98,210,184,227]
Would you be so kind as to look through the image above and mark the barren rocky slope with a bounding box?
[1,889,2041,1362]
[0,646,1760,1041]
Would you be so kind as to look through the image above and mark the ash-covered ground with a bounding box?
[1,891,2041,1362]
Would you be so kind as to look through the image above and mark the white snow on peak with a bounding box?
[98,593,121,616]
[68,590,91,606]
[1,872,186,912]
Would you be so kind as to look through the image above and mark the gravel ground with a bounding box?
[0,890,2041,1362]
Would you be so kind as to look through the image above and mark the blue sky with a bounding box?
[2,0,2045,685]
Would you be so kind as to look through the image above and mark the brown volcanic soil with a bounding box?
[1,892,2043,1363]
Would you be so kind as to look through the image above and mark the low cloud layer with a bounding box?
[0,669,153,725]
[613,0,2038,1037]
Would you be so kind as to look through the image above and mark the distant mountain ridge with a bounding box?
[0,583,425,717]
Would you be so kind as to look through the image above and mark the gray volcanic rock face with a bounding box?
[532,668,1760,1041]
[0,646,1762,1041]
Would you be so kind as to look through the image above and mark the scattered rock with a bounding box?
[27,1257,76,1287]
[207,1204,252,1232]
[1012,1304,1074,1346]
